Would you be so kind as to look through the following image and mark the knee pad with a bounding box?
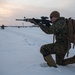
[40,46,50,56]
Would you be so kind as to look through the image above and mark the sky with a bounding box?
[0,0,75,26]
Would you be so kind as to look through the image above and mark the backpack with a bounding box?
[66,18,75,48]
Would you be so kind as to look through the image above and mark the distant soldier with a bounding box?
[30,11,75,67]
[1,25,4,29]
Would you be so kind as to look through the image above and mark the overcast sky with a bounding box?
[0,0,75,26]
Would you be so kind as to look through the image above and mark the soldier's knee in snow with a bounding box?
[40,46,50,56]
[40,45,45,53]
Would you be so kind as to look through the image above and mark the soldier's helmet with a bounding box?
[50,11,60,19]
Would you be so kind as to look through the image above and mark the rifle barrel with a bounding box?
[16,19,25,21]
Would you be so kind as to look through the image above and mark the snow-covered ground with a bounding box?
[0,27,75,75]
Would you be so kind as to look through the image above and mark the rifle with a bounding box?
[16,16,52,27]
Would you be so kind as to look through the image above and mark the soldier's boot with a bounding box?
[62,56,75,65]
[44,54,57,68]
